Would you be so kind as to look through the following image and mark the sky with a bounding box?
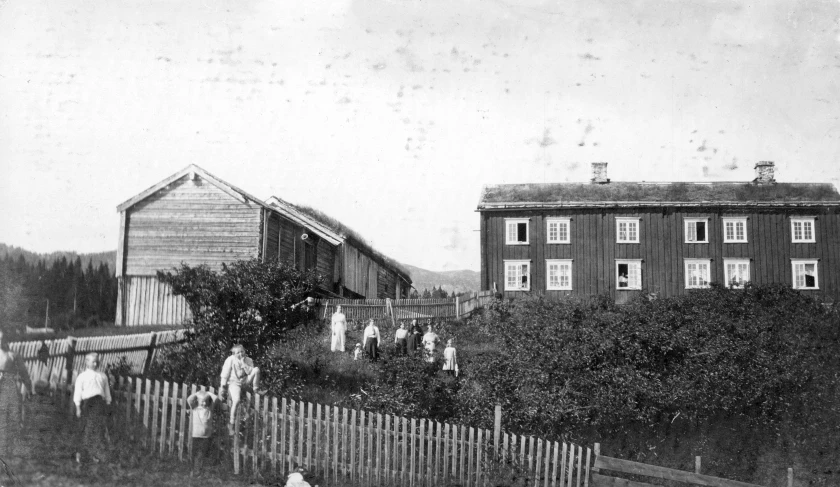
[1,0,839,272]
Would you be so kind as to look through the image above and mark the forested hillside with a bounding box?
[0,244,118,331]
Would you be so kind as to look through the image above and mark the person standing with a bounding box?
[0,329,31,460]
[219,344,263,434]
[330,305,347,352]
[73,352,112,463]
[362,319,381,362]
[187,390,220,477]
[394,322,409,355]
[409,319,423,353]
[422,325,439,363]
[443,339,458,376]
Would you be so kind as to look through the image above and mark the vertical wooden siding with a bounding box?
[117,276,192,326]
[124,175,261,275]
[483,208,840,301]
[266,212,281,261]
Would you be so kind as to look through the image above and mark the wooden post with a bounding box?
[788,467,793,487]
[64,337,76,387]
[493,404,502,459]
[455,296,460,319]
[695,456,701,474]
[592,443,600,474]
[143,332,158,376]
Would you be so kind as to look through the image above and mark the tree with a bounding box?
[422,288,432,299]
[409,289,420,299]
[155,259,323,393]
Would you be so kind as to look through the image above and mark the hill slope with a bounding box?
[403,264,480,296]
[0,243,116,273]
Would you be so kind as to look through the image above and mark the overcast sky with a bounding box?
[1,0,839,271]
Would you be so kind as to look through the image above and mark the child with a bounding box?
[73,352,112,463]
[220,344,262,434]
[187,390,219,476]
[353,343,363,361]
[443,339,458,377]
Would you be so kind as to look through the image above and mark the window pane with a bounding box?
[618,222,627,241]
[629,222,637,241]
[697,222,706,241]
[804,263,815,287]
[725,222,734,240]
[560,264,570,287]
[804,222,813,240]
[629,263,641,288]
[618,263,629,288]
[517,223,527,242]
[793,221,802,240]
[687,224,696,242]
[736,222,745,240]
[548,222,557,241]
[548,264,558,287]
[558,222,568,241]
[508,224,516,242]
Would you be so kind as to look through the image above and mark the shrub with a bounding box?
[152,259,322,396]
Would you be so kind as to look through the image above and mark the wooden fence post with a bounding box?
[695,456,701,474]
[787,467,793,487]
[592,443,600,474]
[64,337,76,387]
[143,332,158,376]
[493,404,501,459]
[455,296,460,319]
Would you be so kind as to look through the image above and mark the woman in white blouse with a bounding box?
[362,319,381,362]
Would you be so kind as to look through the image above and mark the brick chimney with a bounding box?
[754,161,775,185]
[591,162,609,184]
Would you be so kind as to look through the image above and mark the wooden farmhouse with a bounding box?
[115,165,411,326]
[477,162,840,302]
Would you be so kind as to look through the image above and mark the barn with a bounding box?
[477,162,840,302]
[115,165,411,326]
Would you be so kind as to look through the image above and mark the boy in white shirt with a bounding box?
[219,344,262,434]
[73,352,111,463]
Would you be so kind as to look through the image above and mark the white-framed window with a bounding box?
[791,259,819,289]
[504,260,531,291]
[724,259,750,289]
[505,219,529,245]
[546,218,571,244]
[684,218,709,243]
[616,217,640,243]
[723,218,748,243]
[616,260,642,290]
[791,218,815,243]
[685,259,711,289]
[546,259,572,290]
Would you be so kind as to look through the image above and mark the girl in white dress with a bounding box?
[330,305,347,352]
[443,339,458,376]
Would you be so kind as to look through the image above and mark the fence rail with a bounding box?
[9,330,186,389]
[319,291,497,324]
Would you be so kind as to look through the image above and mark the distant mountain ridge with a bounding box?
[0,243,116,273]
[0,243,480,296]
[402,264,480,296]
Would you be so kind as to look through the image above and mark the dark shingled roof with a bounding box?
[478,182,840,209]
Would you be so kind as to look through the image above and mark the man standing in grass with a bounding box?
[73,352,111,463]
[219,344,263,434]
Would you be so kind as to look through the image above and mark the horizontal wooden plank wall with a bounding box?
[482,209,840,301]
[118,276,192,326]
[84,374,592,487]
[123,174,261,276]
[9,330,185,388]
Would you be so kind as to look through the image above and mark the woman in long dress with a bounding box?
[0,329,32,458]
[422,325,439,363]
[362,319,381,362]
[330,305,347,352]
[409,320,423,353]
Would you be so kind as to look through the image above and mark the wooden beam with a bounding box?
[593,456,766,487]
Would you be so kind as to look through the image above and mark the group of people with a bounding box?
[329,306,458,375]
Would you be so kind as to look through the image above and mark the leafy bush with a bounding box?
[457,284,840,440]
[152,259,322,396]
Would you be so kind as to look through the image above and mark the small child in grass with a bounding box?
[187,390,219,477]
[353,343,363,361]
